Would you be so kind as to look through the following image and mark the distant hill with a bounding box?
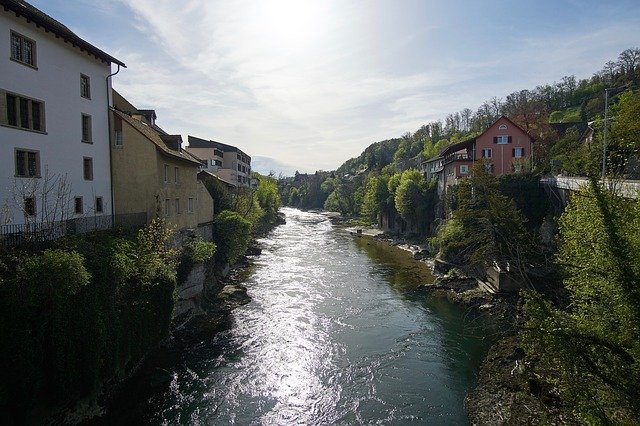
[252,156,299,177]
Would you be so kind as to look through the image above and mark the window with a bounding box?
[188,197,194,213]
[3,91,45,131]
[80,74,91,99]
[481,148,492,158]
[215,159,222,167]
[81,114,92,142]
[83,157,93,180]
[237,176,242,183]
[460,165,469,174]
[114,130,123,147]
[498,124,508,130]
[214,149,224,157]
[238,164,242,172]
[485,163,494,174]
[15,149,40,177]
[164,164,169,183]
[174,167,179,183]
[513,147,525,158]
[164,198,170,216]
[95,197,104,213]
[24,197,36,216]
[10,31,36,67]
[494,135,511,144]
[175,198,180,215]
[74,197,83,214]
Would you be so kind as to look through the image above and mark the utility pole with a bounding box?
[602,83,630,179]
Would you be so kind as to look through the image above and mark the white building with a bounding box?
[0,0,125,232]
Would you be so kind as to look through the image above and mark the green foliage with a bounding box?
[361,176,389,222]
[609,90,640,177]
[436,163,533,269]
[394,169,437,234]
[0,221,177,420]
[17,249,90,306]
[549,106,581,123]
[188,239,217,264]
[202,175,234,214]
[523,181,640,423]
[212,210,252,264]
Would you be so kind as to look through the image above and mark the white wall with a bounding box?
[0,12,115,226]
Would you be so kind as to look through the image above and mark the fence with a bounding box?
[0,212,148,247]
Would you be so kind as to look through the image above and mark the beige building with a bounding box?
[110,90,214,229]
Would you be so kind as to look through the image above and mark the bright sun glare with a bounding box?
[256,0,329,49]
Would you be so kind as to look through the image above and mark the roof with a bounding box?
[113,109,202,166]
[550,121,589,138]
[188,135,250,159]
[439,137,475,157]
[1,0,126,67]
[197,170,237,188]
[438,116,535,157]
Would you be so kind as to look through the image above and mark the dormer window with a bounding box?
[10,31,36,67]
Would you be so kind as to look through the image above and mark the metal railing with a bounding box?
[0,212,148,246]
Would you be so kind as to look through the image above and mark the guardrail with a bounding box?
[0,212,148,247]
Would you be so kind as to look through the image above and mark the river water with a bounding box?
[101,208,495,425]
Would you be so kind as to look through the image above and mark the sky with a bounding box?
[30,0,640,175]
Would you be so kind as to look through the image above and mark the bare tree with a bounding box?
[617,48,640,78]
[10,169,73,241]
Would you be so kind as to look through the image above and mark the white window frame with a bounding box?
[188,197,194,213]
[95,196,104,213]
[74,196,84,214]
[15,148,40,178]
[2,90,45,132]
[80,74,91,99]
[81,114,92,143]
[460,165,469,174]
[164,198,170,216]
[496,135,509,145]
[513,147,524,158]
[175,198,180,215]
[10,31,36,68]
[83,157,93,181]
[482,148,492,158]
[164,164,169,183]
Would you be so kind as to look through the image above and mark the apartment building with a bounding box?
[186,136,253,188]
[0,0,124,229]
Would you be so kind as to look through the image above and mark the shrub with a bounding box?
[213,210,252,264]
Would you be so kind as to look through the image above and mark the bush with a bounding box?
[213,210,252,264]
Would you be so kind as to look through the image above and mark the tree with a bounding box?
[434,163,532,270]
[523,180,640,423]
[608,90,640,177]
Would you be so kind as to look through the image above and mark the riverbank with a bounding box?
[341,224,560,424]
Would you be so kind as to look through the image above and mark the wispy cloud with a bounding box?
[101,0,640,171]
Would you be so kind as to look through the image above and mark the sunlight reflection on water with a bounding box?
[152,208,494,425]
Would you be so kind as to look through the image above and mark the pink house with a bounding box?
[437,116,534,190]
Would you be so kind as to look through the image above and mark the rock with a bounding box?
[217,284,251,310]
[246,245,262,256]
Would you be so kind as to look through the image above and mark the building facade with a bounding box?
[432,116,534,191]
[0,0,125,229]
[111,92,213,230]
[186,136,253,188]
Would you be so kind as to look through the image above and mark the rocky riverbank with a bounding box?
[345,228,564,424]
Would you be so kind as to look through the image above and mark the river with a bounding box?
[99,208,495,425]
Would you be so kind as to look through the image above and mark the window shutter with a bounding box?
[508,136,512,143]
[521,147,525,155]
[512,148,515,157]
[493,136,497,144]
